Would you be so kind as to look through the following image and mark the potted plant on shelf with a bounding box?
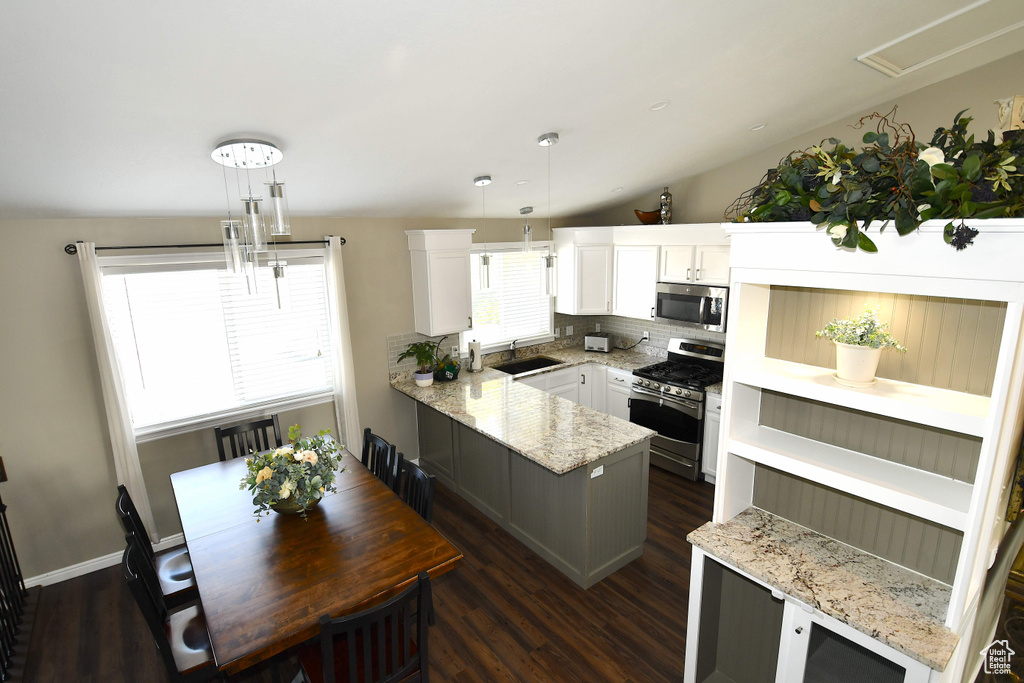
[399,340,441,387]
[815,305,906,387]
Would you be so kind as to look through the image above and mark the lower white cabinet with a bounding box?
[606,368,632,421]
[579,364,606,411]
[701,393,721,484]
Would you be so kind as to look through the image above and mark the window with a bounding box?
[462,246,553,350]
[100,251,334,438]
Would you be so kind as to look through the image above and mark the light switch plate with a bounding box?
[554,327,560,338]
[595,323,601,332]
[566,325,574,336]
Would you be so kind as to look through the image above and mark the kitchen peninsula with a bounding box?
[391,349,656,588]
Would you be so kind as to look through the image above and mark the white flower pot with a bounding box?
[414,371,434,388]
[834,342,882,385]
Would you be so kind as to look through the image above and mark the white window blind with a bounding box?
[465,248,552,349]
[101,256,334,433]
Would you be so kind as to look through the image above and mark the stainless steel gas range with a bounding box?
[629,338,725,481]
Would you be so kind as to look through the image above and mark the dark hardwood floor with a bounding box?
[23,466,714,682]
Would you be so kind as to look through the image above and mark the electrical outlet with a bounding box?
[642,330,650,340]
[566,325,574,336]
[553,327,560,338]
[451,345,459,357]
[595,323,601,332]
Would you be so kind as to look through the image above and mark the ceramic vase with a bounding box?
[414,371,434,388]
[834,342,882,385]
[271,496,321,515]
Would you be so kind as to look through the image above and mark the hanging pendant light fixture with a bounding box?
[474,176,492,291]
[521,206,533,253]
[212,138,289,284]
[538,132,559,295]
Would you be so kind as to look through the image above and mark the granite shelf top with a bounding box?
[391,347,656,475]
[687,507,957,672]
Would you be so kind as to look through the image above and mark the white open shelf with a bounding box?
[726,424,973,531]
[730,357,990,437]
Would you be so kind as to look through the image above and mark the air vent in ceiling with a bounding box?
[858,0,1024,78]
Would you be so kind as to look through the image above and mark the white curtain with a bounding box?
[325,236,361,454]
[77,243,159,542]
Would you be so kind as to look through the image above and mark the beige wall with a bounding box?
[0,214,529,577]
[571,50,1024,226]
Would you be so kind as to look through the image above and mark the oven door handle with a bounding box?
[629,389,701,418]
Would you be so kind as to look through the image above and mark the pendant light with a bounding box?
[521,206,533,253]
[538,132,559,296]
[474,176,492,290]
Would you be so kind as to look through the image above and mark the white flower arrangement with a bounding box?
[815,305,907,352]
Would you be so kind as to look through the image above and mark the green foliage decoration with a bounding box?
[240,424,344,518]
[726,108,1024,251]
[815,305,906,351]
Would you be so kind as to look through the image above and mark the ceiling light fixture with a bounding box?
[212,138,291,305]
[749,123,767,131]
[650,101,670,111]
[475,176,492,290]
[520,206,534,253]
[537,132,560,296]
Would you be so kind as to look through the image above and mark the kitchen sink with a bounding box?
[492,356,563,375]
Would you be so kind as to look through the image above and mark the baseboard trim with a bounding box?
[24,533,185,588]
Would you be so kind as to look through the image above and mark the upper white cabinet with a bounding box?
[660,244,730,285]
[613,245,659,320]
[406,229,475,336]
[554,228,613,315]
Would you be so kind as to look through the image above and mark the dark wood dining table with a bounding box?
[170,452,462,676]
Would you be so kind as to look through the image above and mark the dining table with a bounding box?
[169,452,463,676]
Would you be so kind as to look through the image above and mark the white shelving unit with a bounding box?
[689,220,1024,683]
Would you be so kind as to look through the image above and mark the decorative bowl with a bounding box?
[634,209,661,225]
[271,496,321,515]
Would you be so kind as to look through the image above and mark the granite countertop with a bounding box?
[390,346,657,474]
[687,507,958,671]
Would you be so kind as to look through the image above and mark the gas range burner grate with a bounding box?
[634,361,723,389]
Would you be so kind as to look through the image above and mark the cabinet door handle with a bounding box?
[686,267,691,280]
[468,316,473,329]
[581,374,586,385]
[696,268,701,280]
[795,627,804,634]
[614,377,625,382]
[650,306,655,319]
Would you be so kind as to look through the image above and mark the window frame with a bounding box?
[461,241,555,355]
[96,247,336,442]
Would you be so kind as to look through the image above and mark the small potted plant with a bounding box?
[398,340,440,387]
[816,305,906,386]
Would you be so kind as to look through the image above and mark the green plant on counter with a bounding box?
[398,341,440,374]
[726,108,1024,252]
[815,305,906,351]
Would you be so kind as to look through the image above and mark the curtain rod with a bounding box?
[63,237,344,255]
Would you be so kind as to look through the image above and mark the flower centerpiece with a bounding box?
[240,424,344,517]
[726,107,1024,252]
[816,305,906,386]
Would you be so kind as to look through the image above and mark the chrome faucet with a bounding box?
[510,339,519,360]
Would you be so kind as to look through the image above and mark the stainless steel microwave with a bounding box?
[654,283,728,334]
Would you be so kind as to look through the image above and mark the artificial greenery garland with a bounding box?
[726,108,1024,251]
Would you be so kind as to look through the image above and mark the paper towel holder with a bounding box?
[468,340,484,372]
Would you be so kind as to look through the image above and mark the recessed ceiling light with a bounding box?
[649,101,670,111]
[473,176,492,186]
[611,187,624,193]
[749,123,767,131]
[516,180,530,186]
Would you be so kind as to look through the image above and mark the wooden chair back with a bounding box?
[215,414,283,461]
[397,460,436,524]
[361,428,402,491]
[116,484,154,559]
[311,572,431,683]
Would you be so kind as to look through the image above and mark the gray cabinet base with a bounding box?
[416,402,650,589]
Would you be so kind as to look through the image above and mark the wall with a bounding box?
[0,214,529,578]
[570,50,1024,226]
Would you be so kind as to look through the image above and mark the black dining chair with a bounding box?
[361,428,402,492]
[122,532,219,683]
[115,484,197,609]
[215,414,283,461]
[297,572,432,683]
[396,460,436,524]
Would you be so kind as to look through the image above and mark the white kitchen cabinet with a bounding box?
[613,246,659,320]
[701,393,721,484]
[659,244,696,283]
[695,245,730,285]
[605,368,632,421]
[579,364,606,411]
[660,244,730,285]
[516,374,546,390]
[406,229,475,336]
[546,367,579,403]
[553,228,614,315]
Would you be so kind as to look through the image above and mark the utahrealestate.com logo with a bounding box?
[983,639,1015,675]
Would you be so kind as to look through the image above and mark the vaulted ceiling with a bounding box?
[2,0,1021,221]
